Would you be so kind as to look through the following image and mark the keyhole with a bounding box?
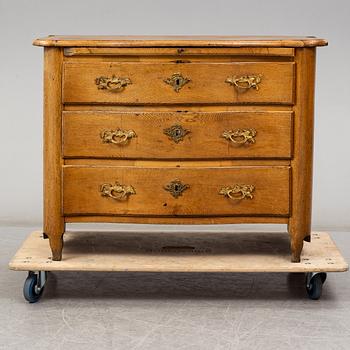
[175,129,181,136]
[174,184,179,191]
[176,78,180,86]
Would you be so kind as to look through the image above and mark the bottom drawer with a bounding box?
[63,166,290,217]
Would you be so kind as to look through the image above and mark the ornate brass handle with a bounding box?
[95,75,132,91]
[225,75,262,90]
[164,73,190,92]
[100,182,136,201]
[219,184,255,200]
[222,128,257,145]
[100,129,136,145]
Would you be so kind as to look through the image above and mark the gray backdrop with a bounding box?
[0,0,349,230]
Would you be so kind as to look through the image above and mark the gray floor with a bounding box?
[1,227,349,350]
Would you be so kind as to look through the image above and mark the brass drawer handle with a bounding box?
[219,184,255,200]
[225,75,262,90]
[95,75,132,91]
[100,182,136,201]
[100,129,136,145]
[222,128,257,145]
[164,73,190,92]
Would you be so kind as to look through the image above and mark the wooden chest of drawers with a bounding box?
[33,35,327,262]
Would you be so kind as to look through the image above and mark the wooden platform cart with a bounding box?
[9,231,348,302]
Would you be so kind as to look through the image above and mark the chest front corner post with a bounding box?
[43,47,65,261]
[288,48,316,262]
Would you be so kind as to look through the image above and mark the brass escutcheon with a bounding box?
[164,179,189,198]
[164,73,190,92]
[163,124,190,143]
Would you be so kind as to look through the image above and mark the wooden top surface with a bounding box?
[9,231,347,272]
[33,35,328,48]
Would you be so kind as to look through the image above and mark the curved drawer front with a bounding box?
[63,166,290,216]
[63,62,295,104]
[63,111,292,159]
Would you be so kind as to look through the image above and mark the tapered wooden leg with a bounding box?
[44,217,65,261]
[288,220,311,262]
[289,230,304,263]
[47,232,64,261]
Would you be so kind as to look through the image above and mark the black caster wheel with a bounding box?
[23,271,47,303]
[305,272,327,300]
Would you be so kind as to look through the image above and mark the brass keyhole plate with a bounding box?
[163,124,190,143]
[164,73,191,92]
[163,179,190,198]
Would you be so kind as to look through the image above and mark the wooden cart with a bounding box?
[9,231,348,302]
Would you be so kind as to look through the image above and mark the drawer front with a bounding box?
[63,111,293,159]
[63,62,295,104]
[63,166,290,216]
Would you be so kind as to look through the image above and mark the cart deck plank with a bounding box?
[9,231,348,273]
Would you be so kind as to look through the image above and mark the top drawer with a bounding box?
[63,62,295,105]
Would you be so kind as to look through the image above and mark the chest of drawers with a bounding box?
[33,35,327,262]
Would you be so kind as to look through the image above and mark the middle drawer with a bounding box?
[63,111,292,159]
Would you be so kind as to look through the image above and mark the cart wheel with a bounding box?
[23,271,47,303]
[305,272,327,300]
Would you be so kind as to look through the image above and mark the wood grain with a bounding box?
[63,47,295,57]
[63,166,290,217]
[64,104,293,112]
[64,159,291,167]
[34,37,327,263]
[43,47,65,261]
[63,111,293,159]
[288,48,316,262]
[65,216,288,224]
[9,231,347,273]
[33,35,328,48]
[63,62,295,105]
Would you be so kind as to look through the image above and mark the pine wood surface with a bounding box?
[63,166,290,217]
[64,159,291,166]
[288,48,316,262]
[43,48,65,261]
[63,104,293,112]
[63,62,295,104]
[63,111,292,159]
[65,216,288,224]
[9,231,347,273]
[33,35,328,48]
[63,47,296,57]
